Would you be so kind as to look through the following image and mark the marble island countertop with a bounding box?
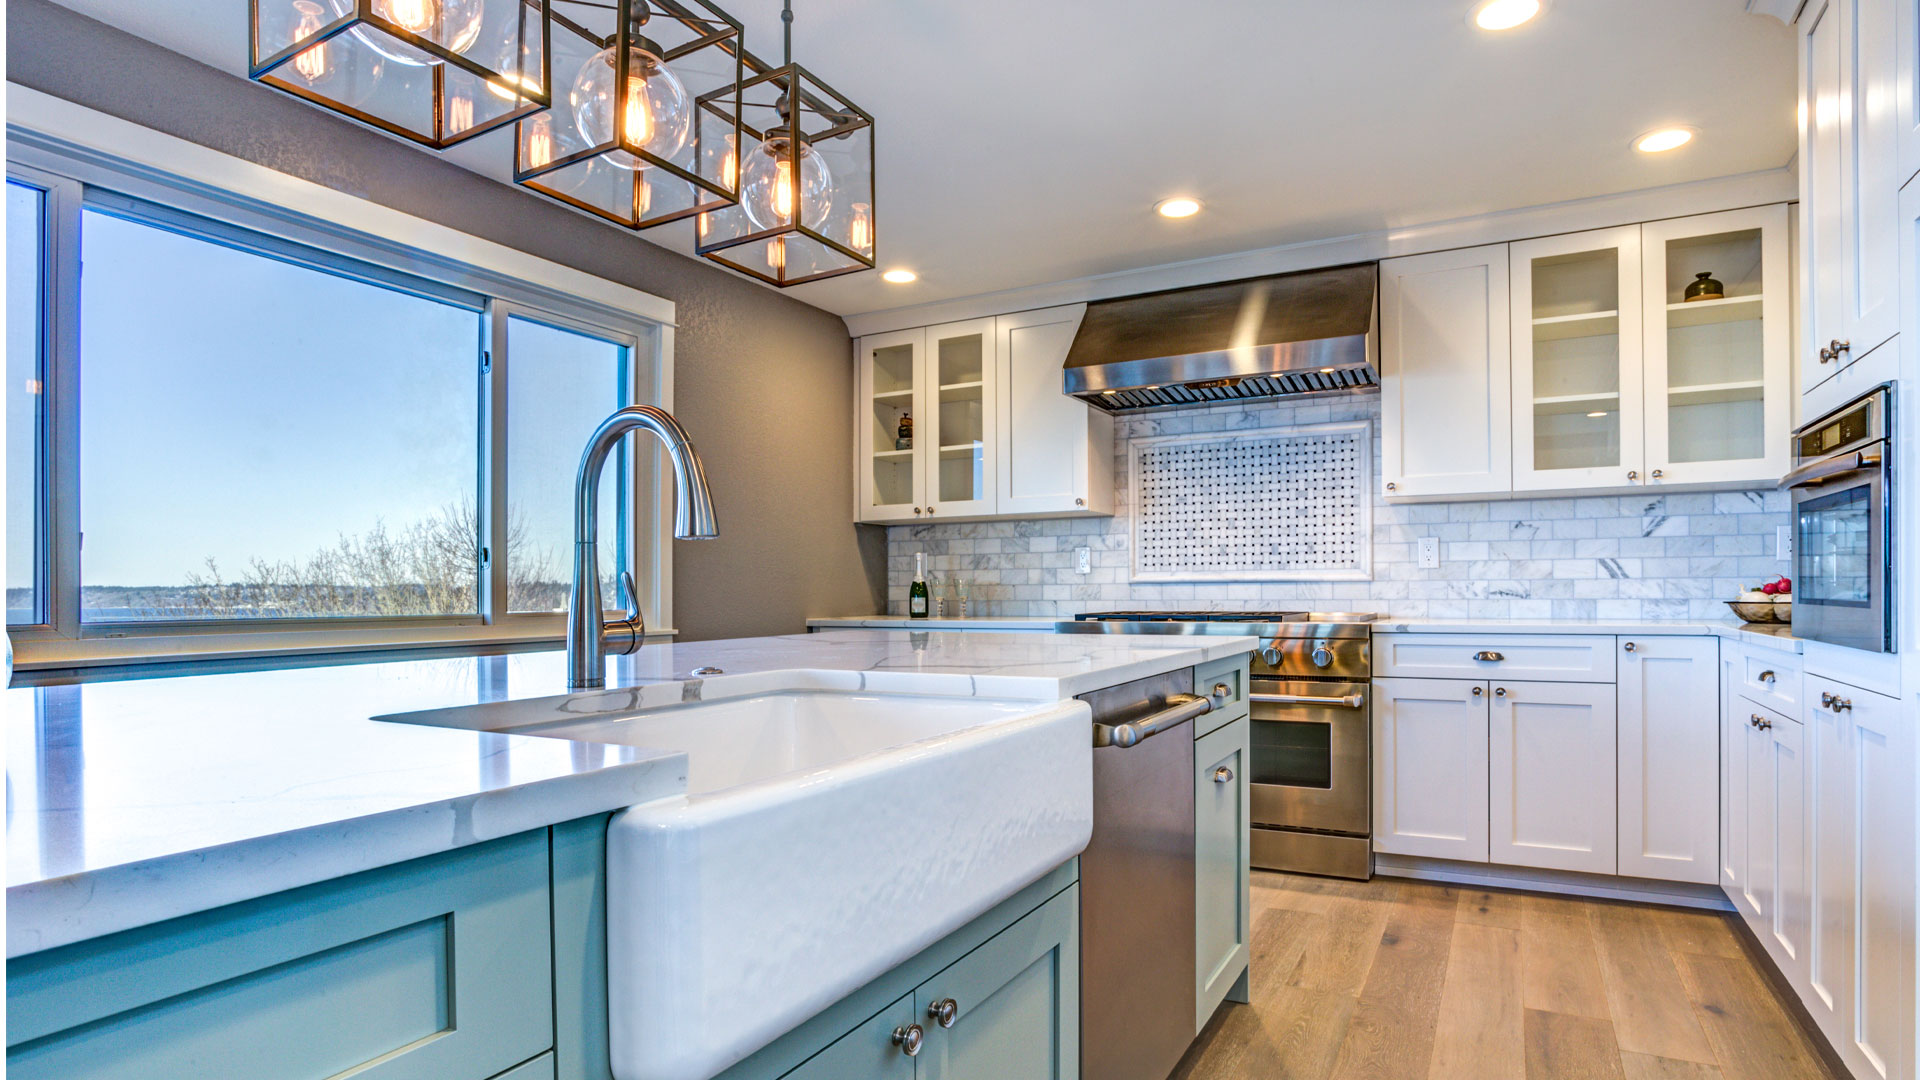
[5,629,1254,957]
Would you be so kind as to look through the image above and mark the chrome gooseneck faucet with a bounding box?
[567,405,718,689]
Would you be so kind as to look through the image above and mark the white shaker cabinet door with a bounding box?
[994,305,1113,518]
[1372,677,1489,862]
[1720,651,1748,901]
[1616,636,1720,884]
[1379,244,1512,499]
[1745,707,1809,986]
[1487,679,1616,875]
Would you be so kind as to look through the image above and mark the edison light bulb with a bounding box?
[523,113,555,169]
[290,0,332,85]
[571,42,690,170]
[849,202,873,255]
[329,0,483,67]
[740,138,832,230]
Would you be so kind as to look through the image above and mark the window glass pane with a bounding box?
[506,315,628,613]
[77,209,480,621]
[7,182,44,625]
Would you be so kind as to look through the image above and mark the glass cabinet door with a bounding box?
[1510,225,1645,491]
[859,328,925,521]
[1641,205,1791,486]
[924,318,998,517]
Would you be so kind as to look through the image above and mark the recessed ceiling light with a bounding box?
[1634,127,1695,154]
[1155,197,1202,219]
[1471,0,1541,30]
[881,269,918,284]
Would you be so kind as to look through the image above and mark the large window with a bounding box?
[5,139,668,666]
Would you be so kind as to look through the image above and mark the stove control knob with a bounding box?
[1311,645,1334,669]
[1260,646,1283,667]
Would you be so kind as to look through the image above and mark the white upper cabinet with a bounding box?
[996,305,1115,519]
[1801,0,1901,395]
[1899,0,1920,186]
[1510,225,1647,492]
[856,328,928,523]
[1641,206,1793,487]
[852,306,1112,524]
[1379,244,1513,498]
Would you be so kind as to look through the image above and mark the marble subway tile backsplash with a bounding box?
[886,395,1790,621]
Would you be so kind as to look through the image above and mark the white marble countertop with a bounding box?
[807,615,1063,630]
[5,630,1253,956]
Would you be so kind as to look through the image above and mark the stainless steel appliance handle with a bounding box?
[1092,693,1212,748]
[1250,691,1366,709]
[1779,448,1883,489]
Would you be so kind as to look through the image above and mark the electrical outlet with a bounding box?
[1777,525,1793,561]
[1418,537,1441,569]
[1076,547,1092,575]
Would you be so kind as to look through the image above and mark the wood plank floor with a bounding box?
[1170,871,1841,1080]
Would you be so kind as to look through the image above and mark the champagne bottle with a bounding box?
[909,551,929,619]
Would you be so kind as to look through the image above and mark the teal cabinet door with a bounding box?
[784,994,918,1080]
[8,830,554,1080]
[1194,715,1251,1031]
[915,883,1079,1080]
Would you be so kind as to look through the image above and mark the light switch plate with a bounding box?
[1076,547,1091,575]
[1418,537,1441,569]
[1777,525,1793,561]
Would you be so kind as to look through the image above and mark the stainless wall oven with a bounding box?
[1784,385,1895,653]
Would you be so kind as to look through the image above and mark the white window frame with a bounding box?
[5,85,679,671]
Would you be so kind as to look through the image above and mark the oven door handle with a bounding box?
[1092,693,1212,748]
[1250,691,1367,709]
[1779,448,1883,489]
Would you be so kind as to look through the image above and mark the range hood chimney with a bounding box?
[1061,262,1379,412]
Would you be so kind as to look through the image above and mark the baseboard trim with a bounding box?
[1372,854,1735,911]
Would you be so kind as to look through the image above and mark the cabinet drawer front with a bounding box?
[1738,648,1803,715]
[8,831,554,1080]
[782,995,916,1080]
[1375,634,1616,682]
[917,883,1079,1080]
[1194,654,1251,737]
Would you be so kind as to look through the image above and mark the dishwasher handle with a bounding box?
[1250,691,1366,709]
[1093,693,1212,748]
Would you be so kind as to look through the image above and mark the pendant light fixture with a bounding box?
[694,0,875,287]
[513,0,745,230]
[250,0,551,148]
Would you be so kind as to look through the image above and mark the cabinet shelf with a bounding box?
[872,388,914,402]
[1532,310,1620,341]
[938,442,984,459]
[1668,379,1765,406]
[1667,294,1764,328]
[938,381,984,402]
[1533,391,1621,416]
[871,448,914,460]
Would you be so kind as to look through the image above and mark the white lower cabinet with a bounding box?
[1740,702,1809,985]
[1488,680,1617,874]
[1617,636,1720,884]
[1806,677,1915,1080]
[1372,677,1489,862]
[1719,652,1747,897]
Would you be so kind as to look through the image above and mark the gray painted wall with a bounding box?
[6,0,887,641]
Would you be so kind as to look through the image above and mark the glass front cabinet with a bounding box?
[856,306,1115,524]
[1508,204,1791,494]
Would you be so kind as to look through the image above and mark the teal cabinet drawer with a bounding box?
[785,995,916,1080]
[916,882,1079,1080]
[8,830,554,1080]
[1195,654,1252,738]
[1194,716,1251,1031]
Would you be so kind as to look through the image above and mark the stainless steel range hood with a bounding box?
[1062,263,1378,413]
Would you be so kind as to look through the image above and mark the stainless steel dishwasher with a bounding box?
[1077,668,1214,1080]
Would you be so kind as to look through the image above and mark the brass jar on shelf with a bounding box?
[1683,271,1724,302]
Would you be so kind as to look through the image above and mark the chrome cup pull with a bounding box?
[1758,669,1775,684]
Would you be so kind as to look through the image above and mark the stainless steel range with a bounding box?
[1059,611,1376,880]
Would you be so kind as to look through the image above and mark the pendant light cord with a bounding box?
[782,0,794,65]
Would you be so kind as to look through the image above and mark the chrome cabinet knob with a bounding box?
[1472,686,1485,697]
[1820,691,1834,708]
[892,1024,925,1056]
[1075,497,1085,507]
[1386,482,1398,492]
[1831,696,1852,712]
[1623,641,1637,653]
[1494,686,1507,698]
[1833,338,1851,356]
[1214,766,1235,784]
[1651,469,1663,480]
[913,507,922,515]
[927,998,958,1029]
[1751,714,1772,730]
[1628,470,1639,481]
[926,506,936,514]
[1474,650,1504,662]
[1211,682,1233,704]
[1312,645,1334,668]
[1820,346,1834,363]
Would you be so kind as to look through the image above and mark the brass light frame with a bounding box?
[512,0,745,231]
[250,0,553,149]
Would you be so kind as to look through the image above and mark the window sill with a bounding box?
[8,625,680,683]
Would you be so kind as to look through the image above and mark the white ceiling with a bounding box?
[44,0,1797,320]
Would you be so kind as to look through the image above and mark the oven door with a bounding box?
[1788,443,1891,653]
[1246,678,1370,836]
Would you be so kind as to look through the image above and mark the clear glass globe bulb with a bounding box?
[328,0,484,67]
[570,44,690,171]
[740,138,833,231]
